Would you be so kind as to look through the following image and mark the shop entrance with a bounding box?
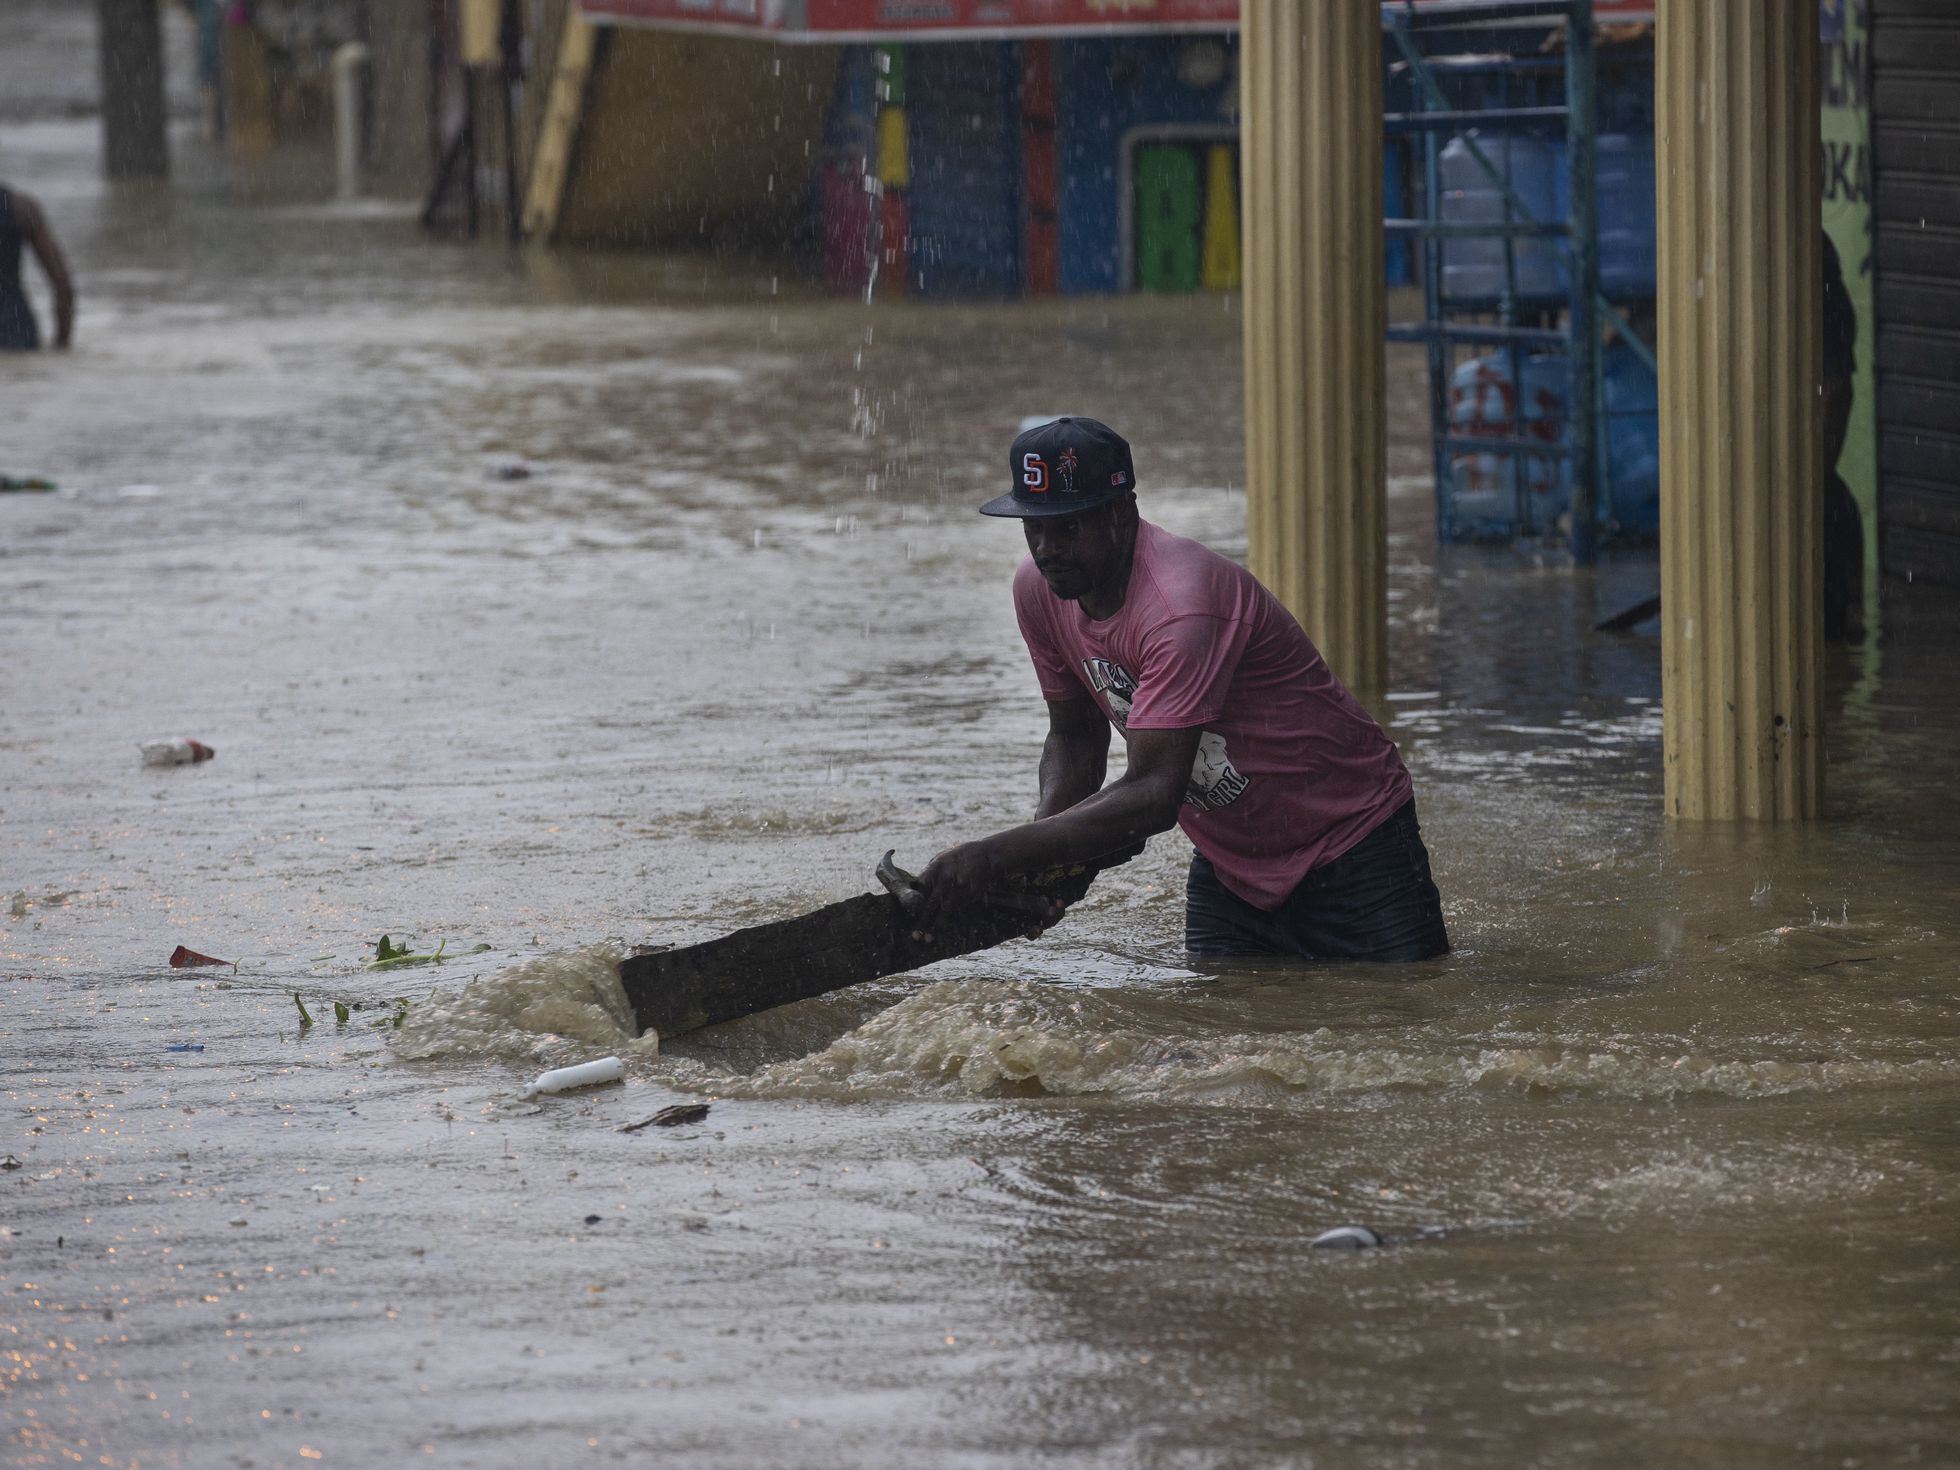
[1123,128,1241,292]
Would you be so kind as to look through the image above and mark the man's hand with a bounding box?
[911,839,998,942]
[910,840,1074,943]
[909,723,1197,941]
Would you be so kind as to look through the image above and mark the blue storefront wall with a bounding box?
[836,34,1445,297]
[907,42,1024,294]
[1055,35,1241,294]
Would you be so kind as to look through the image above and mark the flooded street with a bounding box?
[6,85,1960,1470]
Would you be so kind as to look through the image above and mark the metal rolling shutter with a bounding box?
[1873,0,1960,583]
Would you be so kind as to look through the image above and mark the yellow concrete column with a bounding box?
[1240,0,1387,694]
[1657,0,1822,819]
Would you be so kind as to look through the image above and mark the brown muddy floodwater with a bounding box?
[4,114,1959,1470]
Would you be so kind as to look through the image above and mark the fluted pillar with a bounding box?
[1240,0,1387,694]
[1658,0,1822,819]
[98,0,170,179]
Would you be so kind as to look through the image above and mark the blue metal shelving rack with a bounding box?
[1381,0,1603,558]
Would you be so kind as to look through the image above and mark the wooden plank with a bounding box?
[620,851,1130,1040]
[520,8,599,242]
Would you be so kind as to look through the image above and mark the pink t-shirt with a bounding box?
[1014,520,1413,910]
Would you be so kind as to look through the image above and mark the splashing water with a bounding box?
[395,946,659,1064]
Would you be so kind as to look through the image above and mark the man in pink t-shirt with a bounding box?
[913,416,1447,962]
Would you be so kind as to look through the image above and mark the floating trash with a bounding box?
[1309,1225,1383,1250]
[168,945,231,969]
[519,1056,625,1099]
[620,1103,709,1132]
[141,739,216,767]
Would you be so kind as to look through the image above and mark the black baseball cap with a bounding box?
[980,416,1136,519]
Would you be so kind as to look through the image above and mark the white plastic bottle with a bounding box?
[140,739,216,766]
[520,1056,625,1099]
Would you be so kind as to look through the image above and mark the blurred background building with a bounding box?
[105,0,1954,587]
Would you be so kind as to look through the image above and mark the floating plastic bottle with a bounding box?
[519,1056,625,1099]
[140,739,216,766]
[1310,1225,1383,1250]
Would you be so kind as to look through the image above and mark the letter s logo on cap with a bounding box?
[1022,453,1047,492]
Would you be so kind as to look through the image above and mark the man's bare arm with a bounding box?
[1033,693,1110,819]
[17,193,74,347]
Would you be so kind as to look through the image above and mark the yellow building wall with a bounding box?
[557,31,841,249]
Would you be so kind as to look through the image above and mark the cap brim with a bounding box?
[978,490,1122,518]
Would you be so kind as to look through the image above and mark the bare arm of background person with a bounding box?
[16,191,74,347]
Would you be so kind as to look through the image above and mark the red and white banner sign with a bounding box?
[580,0,775,31]
[579,0,1654,34]
[578,0,1237,33]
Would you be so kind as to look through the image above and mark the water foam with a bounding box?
[394,946,659,1064]
[389,958,1956,1109]
[680,980,1959,1105]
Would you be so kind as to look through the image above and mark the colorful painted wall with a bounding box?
[1054,34,1242,294]
[907,43,1024,294]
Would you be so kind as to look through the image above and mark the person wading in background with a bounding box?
[1598,233,1865,640]
[912,416,1448,963]
[1820,232,1864,641]
[0,182,75,351]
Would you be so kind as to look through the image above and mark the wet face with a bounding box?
[1023,498,1134,606]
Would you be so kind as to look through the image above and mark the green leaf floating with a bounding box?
[366,936,448,970]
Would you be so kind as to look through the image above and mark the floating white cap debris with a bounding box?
[1309,1225,1383,1250]
[519,1056,625,1099]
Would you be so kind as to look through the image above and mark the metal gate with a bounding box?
[1873,0,1960,583]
